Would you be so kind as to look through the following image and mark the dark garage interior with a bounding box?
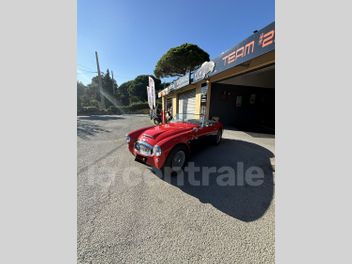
[209,65,275,133]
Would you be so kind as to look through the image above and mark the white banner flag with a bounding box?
[148,76,156,109]
[146,86,152,109]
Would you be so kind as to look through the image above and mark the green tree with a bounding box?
[116,80,132,106]
[77,71,166,113]
[102,69,118,97]
[89,76,100,101]
[128,75,161,102]
[154,43,210,78]
[116,75,163,105]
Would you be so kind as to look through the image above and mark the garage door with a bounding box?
[178,89,196,118]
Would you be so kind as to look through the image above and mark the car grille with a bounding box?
[134,141,153,156]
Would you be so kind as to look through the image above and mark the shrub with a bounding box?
[78,106,100,115]
[120,102,149,114]
[107,106,122,115]
[77,102,150,115]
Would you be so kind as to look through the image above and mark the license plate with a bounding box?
[135,155,147,164]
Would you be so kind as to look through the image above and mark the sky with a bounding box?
[77,0,275,85]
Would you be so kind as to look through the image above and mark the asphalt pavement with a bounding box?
[77,114,275,264]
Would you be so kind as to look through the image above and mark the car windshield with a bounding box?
[169,113,206,125]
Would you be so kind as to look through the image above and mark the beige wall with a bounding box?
[161,96,165,111]
[195,84,201,115]
[171,94,177,117]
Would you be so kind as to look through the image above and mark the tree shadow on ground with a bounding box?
[77,120,111,139]
[78,115,124,121]
[152,138,274,222]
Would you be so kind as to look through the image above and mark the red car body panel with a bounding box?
[127,121,223,169]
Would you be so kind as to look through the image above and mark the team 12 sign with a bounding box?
[210,22,275,76]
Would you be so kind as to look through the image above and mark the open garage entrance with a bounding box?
[209,64,275,133]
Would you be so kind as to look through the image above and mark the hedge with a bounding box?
[77,102,150,116]
[119,102,149,113]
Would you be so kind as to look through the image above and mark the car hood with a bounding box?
[139,122,196,144]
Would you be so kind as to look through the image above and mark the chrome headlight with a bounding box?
[153,145,162,156]
[126,135,130,143]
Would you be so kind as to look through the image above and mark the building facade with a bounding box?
[159,22,275,133]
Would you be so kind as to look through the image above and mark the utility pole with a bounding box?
[95,51,105,109]
[111,70,115,95]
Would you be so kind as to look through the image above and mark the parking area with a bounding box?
[78,114,275,263]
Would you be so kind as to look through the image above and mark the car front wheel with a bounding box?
[163,145,188,176]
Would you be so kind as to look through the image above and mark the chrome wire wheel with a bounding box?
[171,150,186,169]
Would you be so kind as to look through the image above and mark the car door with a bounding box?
[196,120,216,138]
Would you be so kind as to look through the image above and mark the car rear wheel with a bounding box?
[163,145,188,176]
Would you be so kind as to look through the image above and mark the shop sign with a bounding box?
[174,74,190,89]
[209,22,275,77]
[159,72,191,97]
[168,82,176,92]
[193,61,215,82]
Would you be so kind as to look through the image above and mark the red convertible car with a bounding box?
[126,113,223,172]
